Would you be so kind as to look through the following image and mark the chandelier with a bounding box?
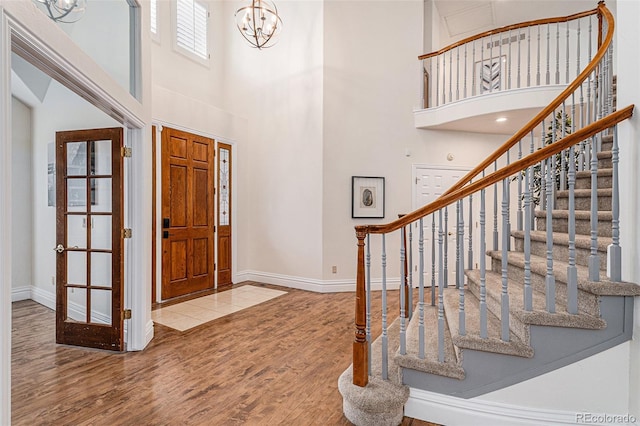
[234,0,283,49]
[36,0,86,23]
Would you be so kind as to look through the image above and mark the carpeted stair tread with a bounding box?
[487,250,640,296]
[395,304,465,380]
[442,288,534,358]
[511,229,611,252]
[534,209,612,220]
[466,269,606,334]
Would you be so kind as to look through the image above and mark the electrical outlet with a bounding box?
[332,266,337,274]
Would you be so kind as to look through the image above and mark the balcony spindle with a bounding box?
[438,209,445,362]
[472,41,477,96]
[500,178,510,341]
[555,22,560,84]
[527,26,532,87]
[480,35,485,95]
[456,46,460,101]
[565,21,570,84]
[536,26,541,85]
[517,28,522,88]
[436,56,440,107]
[449,50,453,103]
[381,233,389,380]
[419,218,425,358]
[546,24,550,85]
[365,234,372,375]
[442,54,447,105]
[400,230,407,355]
[610,125,621,281]
[508,29,512,89]
[464,44,468,99]
[480,172,488,338]
[545,156,556,313]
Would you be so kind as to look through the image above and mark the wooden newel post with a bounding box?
[353,227,369,387]
[597,2,604,48]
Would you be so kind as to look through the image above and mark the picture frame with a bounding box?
[352,176,385,219]
[474,55,506,94]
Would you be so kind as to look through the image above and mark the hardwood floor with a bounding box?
[12,282,439,425]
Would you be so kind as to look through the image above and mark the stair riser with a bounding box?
[555,194,611,211]
[601,140,613,152]
[535,216,612,237]
[466,275,530,343]
[598,156,612,169]
[512,236,607,271]
[574,174,612,190]
[489,257,601,316]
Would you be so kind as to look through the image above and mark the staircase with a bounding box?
[339,4,640,425]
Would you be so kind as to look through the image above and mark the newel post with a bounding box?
[353,226,369,387]
[597,1,604,48]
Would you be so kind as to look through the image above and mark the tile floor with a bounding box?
[151,285,287,331]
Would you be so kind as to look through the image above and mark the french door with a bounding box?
[55,127,125,351]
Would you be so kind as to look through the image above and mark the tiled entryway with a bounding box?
[152,285,287,331]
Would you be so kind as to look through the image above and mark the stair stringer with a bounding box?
[400,295,634,399]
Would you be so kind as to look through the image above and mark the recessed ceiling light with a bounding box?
[496,117,507,122]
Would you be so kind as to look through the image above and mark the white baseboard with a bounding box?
[11,286,31,302]
[31,285,55,310]
[405,388,587,426]
[235,270,400,293]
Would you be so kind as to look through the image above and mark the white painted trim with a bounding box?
[405,388,581,426]
[31,286,55,311]
[0,10,12,425]
[11,286,30,302]
[236,270,401,293]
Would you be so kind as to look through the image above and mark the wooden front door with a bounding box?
[161,127,215,300]
[217,143,232,287]
[55,127,124,351]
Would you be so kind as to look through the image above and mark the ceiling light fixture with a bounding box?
[36,0,86,23]
[234,0,283,49]
[496,117,508,122]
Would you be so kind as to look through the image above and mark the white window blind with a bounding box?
[150,0,157,34]
[176,0,208,60]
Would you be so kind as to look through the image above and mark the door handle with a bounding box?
[54,244,65,253]
[163,231,170,239]
[163,218,170,228]
[448,232,454,236]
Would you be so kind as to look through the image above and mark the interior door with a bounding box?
[217,143,232,287]
[55,127,124,351]
[161,127,215,300]
[414,165,471,287]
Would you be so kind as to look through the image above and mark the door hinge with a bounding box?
[123,309,132,320]
[122,228,132,238]
[121,146,132,158]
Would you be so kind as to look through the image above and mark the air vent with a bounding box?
[486,33,526,49]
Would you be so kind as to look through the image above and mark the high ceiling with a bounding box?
[434,0,609,42]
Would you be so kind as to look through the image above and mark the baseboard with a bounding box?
[405,388,592,426]
[235,270,400,293]
[11,286,31,302]
[31,285,55,310]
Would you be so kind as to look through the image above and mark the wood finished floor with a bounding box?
[12,282,438,425]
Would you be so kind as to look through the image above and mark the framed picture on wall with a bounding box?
[475,55,506,94]
[352,176,385,219]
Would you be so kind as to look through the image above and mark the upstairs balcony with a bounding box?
[415,7,600,135]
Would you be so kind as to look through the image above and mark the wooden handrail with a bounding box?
[418,8,598,61]
[357,104,634,236]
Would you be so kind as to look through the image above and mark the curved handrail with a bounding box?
[357,105,634,236]
[371,2,614,236]
[418,8,598,61]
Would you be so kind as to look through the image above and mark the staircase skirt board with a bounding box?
[401,296,634,399]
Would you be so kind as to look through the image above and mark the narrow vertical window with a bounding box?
[150,0,158,35]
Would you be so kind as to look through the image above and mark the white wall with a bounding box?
[222,0,325,282]
[616,0,640,419]
[11,96,32,301]
[322,0,507,283]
